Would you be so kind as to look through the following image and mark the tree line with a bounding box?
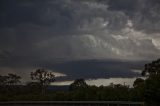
[0,58,160,106]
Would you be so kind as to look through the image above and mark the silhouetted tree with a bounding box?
[142,59,160,76]
[30,68,55,94]
[141,58,160,105]
[144,74,160,106]
[0,75,8,86]
[31,69,55,86]
[7,73,21,85]
[69,79,88,90]
[133,78,144,88]
[0,74,21,86]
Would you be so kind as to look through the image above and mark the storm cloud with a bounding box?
[0,0,160,81]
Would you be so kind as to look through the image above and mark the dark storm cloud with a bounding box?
[108,0,160,33]
[0,0,75,34]
[1,0,160,33]
[0,0,129,65]
[0,0,160,81]
[133,0,160,33]
[51,59,146,81]
[108,0,138,12]
[0,0,128,34]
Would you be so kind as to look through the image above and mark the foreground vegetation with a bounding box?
[0,58,160,106]
[0,80,144,101]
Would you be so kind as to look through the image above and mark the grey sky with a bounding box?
[0,0,160,82]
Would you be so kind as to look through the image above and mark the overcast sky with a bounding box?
[0,0,160,82]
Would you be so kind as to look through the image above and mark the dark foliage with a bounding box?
[141,58,160,106]
[30,68,55,94]
[0,59,160,105]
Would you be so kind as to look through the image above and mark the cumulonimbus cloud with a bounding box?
[0,0,160,81]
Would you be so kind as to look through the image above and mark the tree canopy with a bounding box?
[142,58,160,76]
[31,68,55,86]
[0,73,21,85]
[69,79,88,90]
